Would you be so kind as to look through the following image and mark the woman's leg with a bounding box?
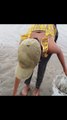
[33,54,52,96]
[36,54,52,89]
[24,74,33,85]
[21,75,33,96]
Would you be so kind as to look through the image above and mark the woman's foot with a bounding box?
[21,85,30,96]
[33,88,40,96]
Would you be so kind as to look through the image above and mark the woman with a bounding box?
[13,24,67,96]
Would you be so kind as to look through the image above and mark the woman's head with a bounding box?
[30,30,46,41]
[27,24,55,39]
[28,25,47,39]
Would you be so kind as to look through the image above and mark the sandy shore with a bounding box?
[0,43,67,96]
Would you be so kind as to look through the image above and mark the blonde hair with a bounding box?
[27,24,55,37]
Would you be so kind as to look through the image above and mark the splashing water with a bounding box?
[52,73,67,96]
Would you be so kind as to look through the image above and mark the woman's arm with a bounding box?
[13,78,20,96]
[48,39,67,76]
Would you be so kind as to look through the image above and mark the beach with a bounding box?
[0,25,67,96]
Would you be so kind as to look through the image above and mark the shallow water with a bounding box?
[0,24,67,95]
[57,25,67,56]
